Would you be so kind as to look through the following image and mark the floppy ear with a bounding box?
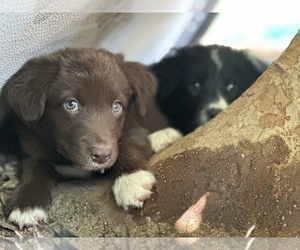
[120,57,157,116]
[149,49,183,102]
[1,55,59,123]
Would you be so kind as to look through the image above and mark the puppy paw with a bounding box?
[8,207,47,229]
[112,170,156,210]
[148,127,183,153]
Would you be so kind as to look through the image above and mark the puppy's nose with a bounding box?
[90,147,111,164]
[207,108,222,120]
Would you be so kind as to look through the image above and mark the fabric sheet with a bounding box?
[0,0,209,87]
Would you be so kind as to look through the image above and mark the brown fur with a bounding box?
[0,48,157,220]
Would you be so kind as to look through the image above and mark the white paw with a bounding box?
[112,170,156,210]
[8,207,47,229]
[148,127,183,153]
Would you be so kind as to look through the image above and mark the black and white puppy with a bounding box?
[150,44,268,134]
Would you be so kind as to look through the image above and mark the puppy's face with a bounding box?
[45,52,130,170]
[153,45,267,133]
[3,48,156,171]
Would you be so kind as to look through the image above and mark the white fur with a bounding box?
[112,170,156,210]
[211,48,223,73]
[148,127,183,153]
[207,94,229,110]
[198,93,229,125]
[8,207,47,229]
[198,95,229,125]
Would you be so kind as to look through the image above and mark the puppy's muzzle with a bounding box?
[206,108,222,120]
[90,146,112,164]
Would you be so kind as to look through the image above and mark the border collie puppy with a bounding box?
[0,48,158,229]
[150,45,268,134]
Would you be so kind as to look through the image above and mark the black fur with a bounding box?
[151,44,268,134]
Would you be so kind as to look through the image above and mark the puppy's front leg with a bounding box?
[4,158,56,229]
[112,127,156,210]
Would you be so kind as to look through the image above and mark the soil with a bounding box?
[1,134,299,239]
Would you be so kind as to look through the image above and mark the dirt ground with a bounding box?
[1,133,299,239]
[0,154,232,238]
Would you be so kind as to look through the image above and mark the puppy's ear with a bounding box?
[2,55,58,123]
[150,49,183,102]
[119,56,157,116]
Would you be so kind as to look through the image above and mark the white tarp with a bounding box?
[0,0,208,86]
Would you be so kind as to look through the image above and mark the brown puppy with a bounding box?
[0,48,157,229]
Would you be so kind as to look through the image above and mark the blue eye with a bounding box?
[112,102,123,113]
[227,83,238,93]
[64,99,79,111]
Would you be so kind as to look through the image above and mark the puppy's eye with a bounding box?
[227,83,238,93]
[112,102,123,113]
[64,99,79,111]
[188,82,202,97]
[193,82,201,91]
